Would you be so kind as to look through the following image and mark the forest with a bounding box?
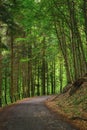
[0,0,87,107]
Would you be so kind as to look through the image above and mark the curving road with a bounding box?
[0,96,78,130]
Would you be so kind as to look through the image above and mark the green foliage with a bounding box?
[0,0,87,106]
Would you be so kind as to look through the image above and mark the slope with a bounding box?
[46,75,87,130]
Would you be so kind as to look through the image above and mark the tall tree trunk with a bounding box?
[83,0,87,69]
[31,71,34,97]
[27,45,32,97]
[59,62,63,93]
[17,60,20,100]
[27,62,31,97]
[10,32,14,103]
[42,59,46,95]
[0,51,2,107]
[67,0,87,78]
[37,63,40,96]
[13,59,19,101]
[50,62,54,94]
[83,0,87,42]
[50,71,54,94]
[4,69,8,105]
[53,61,56,93]
[46,62,49,95]
[54,20,72,83]
[42,37,46,95]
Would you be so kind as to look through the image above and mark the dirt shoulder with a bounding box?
[45,82,87,130]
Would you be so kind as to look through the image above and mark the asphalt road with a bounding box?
[0,96,78,130]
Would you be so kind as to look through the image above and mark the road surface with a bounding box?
[0,96,78,130]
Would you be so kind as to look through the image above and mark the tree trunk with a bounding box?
[59,62,63,93]
[17,60,20,100]
[50,71,54,94]
[67,0,87,78]
[53,61,56,93]
[31,72,34,97]
[83,0,87,42]
[46,63,49,95]
[0,52,2,107]
[42,37,46,95]
[50,62,54,94]
[42,59,46,95]
[4,68,8,105]
[54,20,72,83]
[27,45,32,97]
[37,63,40,96]
[10,32,14,103]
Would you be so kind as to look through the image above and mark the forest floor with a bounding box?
[0,96,77,130]
[46,78,87,130]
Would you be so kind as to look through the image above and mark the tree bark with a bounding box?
[59,62,63,93]
[54,20,72,83]
[27,45,32,97]
[37,63,40,96]
[42,37,46,95]
[4,68,8,105]
[10,32,14,103]
[0,52,2,107]
[83,0,87,42]
[67,0,87,78]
